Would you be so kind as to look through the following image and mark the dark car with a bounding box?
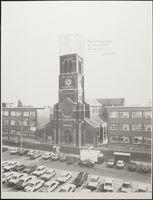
[78,159,95,168]
[30,151,42,159]
[18,149,29,156]
[128,161,137,172]
[95,183,105,192]
[66,157,76,165]
[22,163,37,174]
[72,172,88,187]
[59,154,68,162]
[2,146,8,152]
[12,163,26,172]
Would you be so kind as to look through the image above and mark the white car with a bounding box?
[10,148,20,155]
[3,161,20,171]
[116,160,125,169]
[87,176,100,189]
[57,171,72,183]
[107,159,114,167]
[120,180,132,193]
[31,166,48,176]
[40,169,56,181]
[16,175,37,189]
[42,152,54,160]
[39,181,59,192]
[2,172,15,183]
[103,179,114,192]
[135,184,148,192]
[8,173,28,185]
[59,184,76,192]
[24,179,45,192]
[81,188,92,193]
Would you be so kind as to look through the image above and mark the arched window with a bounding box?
[64,60,68,73]
[68,60,72,73]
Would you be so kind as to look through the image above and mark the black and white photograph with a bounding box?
[1,1,152,199]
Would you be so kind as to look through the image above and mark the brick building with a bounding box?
[106,106,152,149]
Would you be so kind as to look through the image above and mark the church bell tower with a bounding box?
[54,34,87,146]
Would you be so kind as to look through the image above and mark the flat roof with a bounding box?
[114,152,131,156]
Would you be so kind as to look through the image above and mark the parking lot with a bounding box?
[2,146,152,193]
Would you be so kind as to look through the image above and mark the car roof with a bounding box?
[138,185,147,190]
[37,165,46,168]
[117,160,124,162]
[29,179,44,184]
[61,183,76,189]
[62,171,70,175]
[46,169,55,172]
[104,178,113,183]
[91,175,99,179]
[45,180,59,185]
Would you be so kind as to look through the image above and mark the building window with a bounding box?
[132,124,142,131]
[131,111,142,118]
[23,111,29,117]
[63,119,71,126]
[144,138,151,145]
[10,111,15,116]
[109,136,129,143]
[68,60,72,73]
[133,136,143,144]
[3,119,9,125]
[3,110,9,116]
[143,124,152,131]
[143,111,152,118]
[30,121,35,126]
[64,60,68,73]
[109,124,120,130]
[10,120,15,125]
[16,111,22,116]
[122,124,129,131]
[109,112,119,118]
[119,112,129,118]
[30,111,35,117]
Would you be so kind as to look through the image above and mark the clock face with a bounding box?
[62,104,73,118]
[65,78,72,86]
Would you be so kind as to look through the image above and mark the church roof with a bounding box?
[97,98,125,106]
[85,99,102,106]
[85,115,106,128]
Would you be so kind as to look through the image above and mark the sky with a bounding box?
[1,1,152,107]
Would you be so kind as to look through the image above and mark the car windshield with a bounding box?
[105,183,112,186]
[18,179,24,183]
[37,168,42,171]
[11,176,17,179]
[90,178,97,182]
[46,171,51,175]
[43,185,49,188]
[51,183,56,187]
[118,161,123,164]
[61,174,66,178]
[28,183,34,187]
[122,183,130,188]
[59,189,66,192]
[77,173,83,179]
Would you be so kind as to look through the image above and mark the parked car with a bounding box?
[22,163,37,174]
[135,184,149,193]
[107,159,115,168]
[3,161,20,171]
[27,150,36,157]
[59,183,76,192]
[18,149,29,156]
[16,175,37,189]
[116,160,125,169]
[39,181,59,192]
[128,161,137,172]
[31,166,47,176]
[10,148,20,155]
[11,163,26,172]
[87,175,100,190]
[42,152,54,160]
[95,183,105,192]
[40,169,56,181]
[57,171,72,183]
[72,172,88,187]
[139,163,151,174]
[8,173,27,186]
[59,154,68,162]
[119,180,132,193]
[2,146,8,152]
[2,161,10,168]
[78,159,95,168]
[96,153,105,164]
[2,172,16,183]
[24,179,45,192]
[51,153,61,161]
[30,151,42,159]
[103,179,114,192]
[66,157,76,165]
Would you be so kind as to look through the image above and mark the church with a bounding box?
[52,34,108,148]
